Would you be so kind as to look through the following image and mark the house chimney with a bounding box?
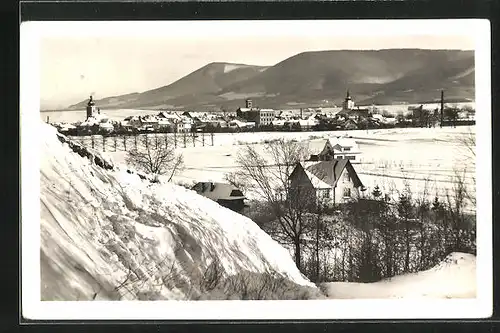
[210,182,215,191]
[440,90,444,127]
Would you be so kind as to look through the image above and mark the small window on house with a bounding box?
[344,147,351,151]
[346,156,355,160]
[343,188,351,197]
[321,189,331,199]
[344,172,350,182]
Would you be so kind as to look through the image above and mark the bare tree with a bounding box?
[457,127,476,206]
[226,139,318,271]
[126,134,184,181]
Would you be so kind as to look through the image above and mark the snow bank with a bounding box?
[39,122,314,301]
[321,252,476,299]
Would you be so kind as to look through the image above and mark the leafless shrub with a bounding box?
[126,134,184,181]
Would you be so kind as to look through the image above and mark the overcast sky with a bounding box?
[36,21,477,109]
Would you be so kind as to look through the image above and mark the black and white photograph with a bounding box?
[20,19,492,320]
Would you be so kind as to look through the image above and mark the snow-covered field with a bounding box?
[321,252,476,299]
[33,120,478,312]
[101,126,476,210]
[39,122,316,301]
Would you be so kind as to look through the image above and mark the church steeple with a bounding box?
[342,89,355,111]
[86,95,97,119]
[87,95,95,106]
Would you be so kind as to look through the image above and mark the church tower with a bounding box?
[86,95,98,119]
[342,90,355,111]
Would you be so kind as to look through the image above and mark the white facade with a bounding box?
[328,137,361,161]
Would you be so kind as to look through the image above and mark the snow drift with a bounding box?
[320,252,476,299]
[39,122,316,301]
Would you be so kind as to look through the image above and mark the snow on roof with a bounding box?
[328,137,358,149]
[305,159,363,188]
[305,139,330,155]
[272,120,287,126]
[192,182,246,201]
[304,170,332,189]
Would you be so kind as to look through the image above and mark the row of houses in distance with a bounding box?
[53,92,475,136]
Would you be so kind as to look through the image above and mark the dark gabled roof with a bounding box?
[192,182,246,201]
[305,159,364,188]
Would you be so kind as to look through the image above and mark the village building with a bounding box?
[303,139,335,162]
[139,115,160,130]
[191,182,247,212]
[289,159,365,207]
[341,118,359,130]
[236,99,275,127]
[328,137,361,161]
[337,90,371,121]
[228,119,255,130]
[342,90,355,111]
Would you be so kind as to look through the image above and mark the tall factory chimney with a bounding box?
[440,90,444,127]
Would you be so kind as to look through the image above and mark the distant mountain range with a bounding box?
[65,49,475,111]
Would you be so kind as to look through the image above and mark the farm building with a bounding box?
[328,137,361,161]
[289,159,365,207]
[303,139,335,161]
[191,182,247,212]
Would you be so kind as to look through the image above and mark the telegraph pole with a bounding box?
[440,90,444,128]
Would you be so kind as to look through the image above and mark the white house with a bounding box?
[178,115,194,133]
[289,159,365,206]
[328,137,361,161]
[303,139,335,161]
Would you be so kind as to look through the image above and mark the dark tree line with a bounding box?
[298,181,476,283]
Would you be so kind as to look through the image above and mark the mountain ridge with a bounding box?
[64,49,475,111]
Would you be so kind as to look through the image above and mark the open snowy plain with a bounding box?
[101,126,476,211]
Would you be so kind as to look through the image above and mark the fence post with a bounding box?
[165,135,168,150]
[134,134,137,150]
[103,136,106,152]
[91,135,95,149]
[211,133,214,146]
[123,135,127,151]
[183,132,186,148]
[193,132,195,147]
[174,131,177,148]
[114,136,117,152]
[202,132,205,146]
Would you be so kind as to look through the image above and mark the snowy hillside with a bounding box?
[39,122,317,301]
[321,252,476,299]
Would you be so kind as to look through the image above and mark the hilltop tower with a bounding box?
[245,99,253,109]
[342,90,355,111]
[86,95,98,119]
